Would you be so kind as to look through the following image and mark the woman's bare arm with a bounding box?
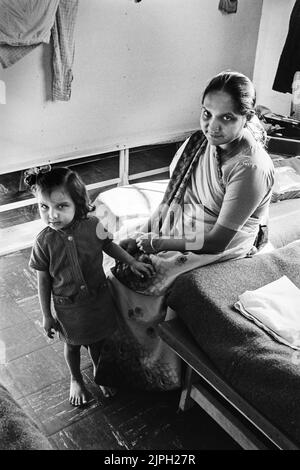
[137,223,237,254]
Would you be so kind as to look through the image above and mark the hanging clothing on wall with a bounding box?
[218,0,238,15]
[0,42,36,68]
[0,0,59,46]
[273,0,300,94]
[51,0,79,101]
[0,0,79,101]
[0,0,59,69]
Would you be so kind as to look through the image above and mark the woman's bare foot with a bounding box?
[69,377,90,406]
[99,385,117,398]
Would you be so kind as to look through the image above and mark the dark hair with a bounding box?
[202,70,266,145]
[24,166,94,219]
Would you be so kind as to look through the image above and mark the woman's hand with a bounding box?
[136,233,158,254]
[119,238,138,254]
[43,316,58,339]
[129,259,155,279]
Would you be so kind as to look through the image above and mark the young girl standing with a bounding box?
[25,166,154,406]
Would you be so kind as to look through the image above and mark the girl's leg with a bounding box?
[88,341,117,398]
[64,343,90,406]
[86,340,103,376]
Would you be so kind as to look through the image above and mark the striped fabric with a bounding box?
[0,0,59,46]
[0,42,36,68]
[52,0,79,101]
[146,131,207,234]
[0,0,79,101]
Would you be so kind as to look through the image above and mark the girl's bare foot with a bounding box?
[69,378,90,406]
[99,385,117,398]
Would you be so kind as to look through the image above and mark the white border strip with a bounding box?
[0,178,121,213]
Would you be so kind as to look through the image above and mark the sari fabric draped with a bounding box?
[96,131,270,391]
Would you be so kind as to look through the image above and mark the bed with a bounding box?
[162,238,300,449]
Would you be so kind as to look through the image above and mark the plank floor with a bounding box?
[0,145,239,450]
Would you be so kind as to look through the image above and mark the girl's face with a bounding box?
[36,186,76,230]
[200,90,247,150]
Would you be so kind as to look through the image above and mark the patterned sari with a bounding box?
[95,131,264,391]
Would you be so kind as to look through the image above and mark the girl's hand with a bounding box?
[136,234,158,254]
[43,316,58,339]
[129,260,155,279]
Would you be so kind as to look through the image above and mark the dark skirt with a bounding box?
[53,282,117,345]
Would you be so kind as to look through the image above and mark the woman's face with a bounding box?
[200,90,247,149]
[36,185,76,230]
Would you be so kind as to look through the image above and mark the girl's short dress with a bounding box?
[29,216,117,345]
[53,281,117,345]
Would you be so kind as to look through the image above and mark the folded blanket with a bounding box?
[234,275,300,350]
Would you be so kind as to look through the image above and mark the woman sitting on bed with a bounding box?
[95,70,275,392]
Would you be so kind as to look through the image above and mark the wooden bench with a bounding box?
[158,318,299,450]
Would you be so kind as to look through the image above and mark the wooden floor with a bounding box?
[0,145,239,450]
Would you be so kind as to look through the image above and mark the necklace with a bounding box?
[214,136,251,190]
[214,138,244,190]
[214,147,226,191]
[217,137,245,161]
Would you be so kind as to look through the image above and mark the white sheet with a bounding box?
[234,275,300,350]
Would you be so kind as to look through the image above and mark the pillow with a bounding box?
[93,180,168,232]
[271,156,300,202]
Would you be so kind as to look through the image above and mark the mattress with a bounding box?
[167,240,300,446]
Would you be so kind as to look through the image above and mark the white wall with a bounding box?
[253,0,295,115]
[0,0,263,174]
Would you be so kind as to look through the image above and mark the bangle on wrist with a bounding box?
[150,237,158,253]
